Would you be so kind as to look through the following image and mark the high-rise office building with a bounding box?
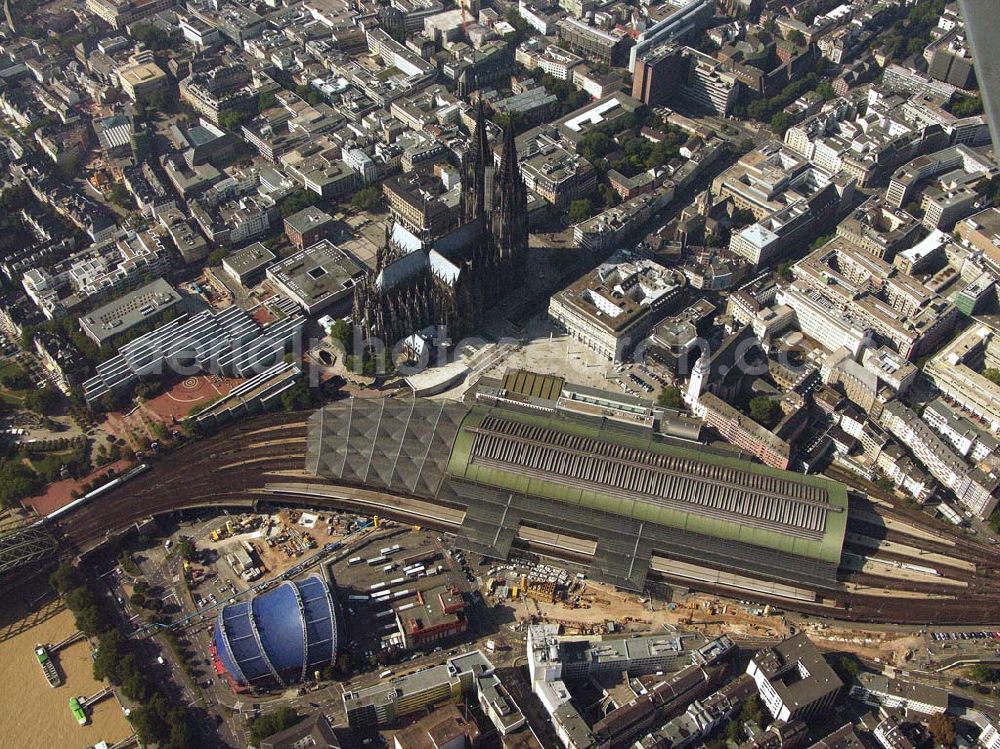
[958,0,1000,155]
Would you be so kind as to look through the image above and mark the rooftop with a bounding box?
[78,278,181,346]
[551,252,682,334]
[751,633,843,710]
[222,242,277,278]
[448,403,848,563]
[266,239,365,311]
[284,205,335,235]
[394,703,479,749]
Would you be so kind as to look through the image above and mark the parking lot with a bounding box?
[609,361,670,400]
[931,631,1000,641]
[328,528,481,670]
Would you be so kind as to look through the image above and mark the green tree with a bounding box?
[329,318,353,352]
[970,663,997,683]
[350,184,383,213]
[177,538,196,561]
[749,396,781,428]
[93,630,126,682]
[1,367,31,390]
[295,84,324,107]
[108,183,134,209]
[770,111,793,135]
[746,99,771,123]
[975,175,1000,207]
[280,380,317,411]
[0,460,42,508]
[63,586,106,635]
[25,385,59,415]
[131,23,171,51]
[250,707,301,747]
[503,7,531,48]
[50,563,83,595]
[740,693,763,725]
[279,189,319,218]
[598,184,619,209]
[990,508,1000,533]
[873,471,895,493]
[218,107,252,132]
[788,30,806,46]
[568,199,594,224]
[131,692,179,746]
[950,94,984,117]
[808,233,834,251]
[258,90,277,111]
[833,655,861,683]
[731,207,756,226]
[578,131,614,163]
[495,110,528,137]
[147,88,178,115]
[657,386,683,409]
[724,717,743,742]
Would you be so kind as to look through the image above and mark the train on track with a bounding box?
[42,463,151,524]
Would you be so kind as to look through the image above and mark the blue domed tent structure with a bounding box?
[213,574,340,690]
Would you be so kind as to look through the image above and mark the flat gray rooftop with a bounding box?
[79,277,181,346]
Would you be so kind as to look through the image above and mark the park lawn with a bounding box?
[25,447,85,482]
[0,389,26,405]
[0,359,33,405]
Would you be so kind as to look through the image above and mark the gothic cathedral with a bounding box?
[352,101,529,347]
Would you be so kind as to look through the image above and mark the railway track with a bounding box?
[53,412,313,549]
[33,410,1000,625]
[842,484,1000,571]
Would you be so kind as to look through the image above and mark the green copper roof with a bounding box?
[446,405,848,564]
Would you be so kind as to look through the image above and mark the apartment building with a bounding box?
[698,392,792,469]
[515,130,596,207]
[886,145,996,210]
[849,673,948,716]
[729,200,816,267]
[746,634,842,723]
[778,281,873,358]
[557,17,632,67]
[383,170,460,238]
[790,237,958,360]
[344,651,495,728]
[881,400,999,519]
[284,206,334,250]
[835,197,922,261]
[924,323,1000,433]
[628,0,715,72]
[956,207,1000,267]
[85,0,174,29]
[118,60,169,104]
[179,64,254,125]
[923,398,998,462]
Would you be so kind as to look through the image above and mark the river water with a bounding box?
[0,584,133,749]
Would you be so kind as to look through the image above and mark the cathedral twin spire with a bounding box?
[355,100,528,348]
[492,118,529,266]
[462,98,490,225]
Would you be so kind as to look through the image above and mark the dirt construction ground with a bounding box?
[526,579,927,666]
